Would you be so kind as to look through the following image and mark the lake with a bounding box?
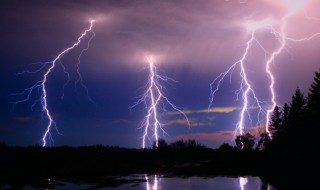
[0,175,276,190]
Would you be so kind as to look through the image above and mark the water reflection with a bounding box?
[142,175,272,190]
[145,175,159,190]
[239,177,248,190]
[0,175,276,190]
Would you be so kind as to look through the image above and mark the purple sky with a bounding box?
[0,0,320,148]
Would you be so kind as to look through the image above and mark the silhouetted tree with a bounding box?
[284,88,306,151]
[235,133,255,149]
[256,132,271,150]
[219,143,234,150]
[152,139,168,149]
[170,139,186,149]
[268,105,282,141]
[306,70,320,149]
[307,70,320,119]
[281,103,290,135]
[185,139,198,148]
[288,88,306,129]
[168,139,203,149]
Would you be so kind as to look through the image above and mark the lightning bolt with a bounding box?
[74,31,96,105]
[13,20,95,146]
[132,56,189,148]
[265,1,320,137]
[211,0,320,141]
[209,19,271,138]
[264,15,288,136]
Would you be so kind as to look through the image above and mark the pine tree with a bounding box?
[288,87,306,129]
[268,105,282,141]
[281,103,290,135]
[307,70,320,124]
[306,70,320,149]
[287,87,306,150]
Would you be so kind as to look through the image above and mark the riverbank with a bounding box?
[0,145,314,189]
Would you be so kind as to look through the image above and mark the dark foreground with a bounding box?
[0,145,316,189]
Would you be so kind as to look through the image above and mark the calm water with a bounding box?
[0,175,276,190]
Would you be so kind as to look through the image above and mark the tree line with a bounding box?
[266,69,318,152]
[235,69,320,156]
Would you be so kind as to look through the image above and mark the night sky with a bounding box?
[1,0,320,148]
